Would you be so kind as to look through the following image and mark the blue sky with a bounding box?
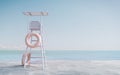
[0,0,120,50]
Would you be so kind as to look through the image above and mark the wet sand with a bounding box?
[0,60,120,75]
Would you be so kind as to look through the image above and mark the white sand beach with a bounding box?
[0,60,120,75]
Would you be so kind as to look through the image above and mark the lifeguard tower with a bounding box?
[22,12,48,70]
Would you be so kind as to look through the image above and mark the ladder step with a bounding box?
[31,56,42,58]
[31,60,42,64]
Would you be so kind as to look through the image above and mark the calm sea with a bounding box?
[0,50,120,61]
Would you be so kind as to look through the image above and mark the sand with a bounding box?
[0,60,120,75]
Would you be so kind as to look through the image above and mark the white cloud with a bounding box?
[0,44,25,50]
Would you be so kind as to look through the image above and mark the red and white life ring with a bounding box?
[21,52,31,66]
[25,33,41,48]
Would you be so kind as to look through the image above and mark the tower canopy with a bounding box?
[23,12,48,16]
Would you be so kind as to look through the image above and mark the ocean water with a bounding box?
[0,50,120,61]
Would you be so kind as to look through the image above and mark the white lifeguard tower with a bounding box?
[22,12,48,70]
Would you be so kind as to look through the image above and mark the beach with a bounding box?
[0,60,120,75]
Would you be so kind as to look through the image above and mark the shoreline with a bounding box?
[0,60,120,75]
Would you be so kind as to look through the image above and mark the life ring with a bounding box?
[25,33,41,48]
[21,53,31,66]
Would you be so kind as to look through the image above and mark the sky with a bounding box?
[0,0,120,50]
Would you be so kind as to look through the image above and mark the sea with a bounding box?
[0,50,120,62]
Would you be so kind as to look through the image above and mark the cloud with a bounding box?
[0,44,25,50]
